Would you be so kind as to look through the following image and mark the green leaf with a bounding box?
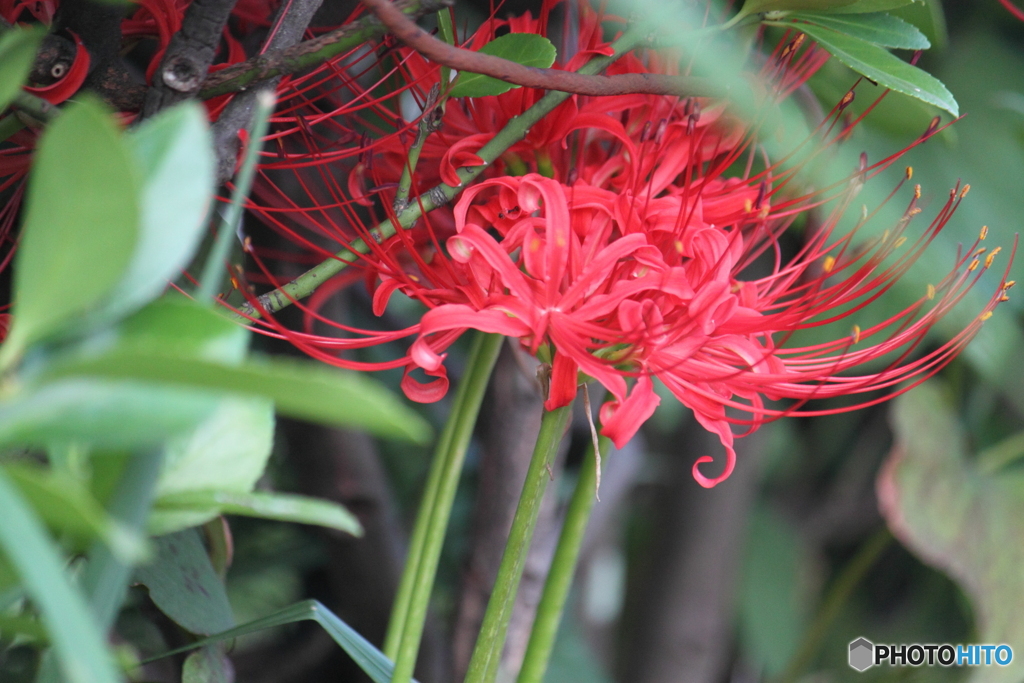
[98,104,215,321]
[1,97,139,365]
[182,647,231,683]
[134,529,235,636]
[0,469,121,683]
[829,0,919,12]
[48,351,433,443]
[889,0,946,50]
[148,397,275,534]
[0,378,219,449]
[0,26,44,113]
[2,463,148,563]
[157,398,273,496]
[155,491,363,536]
[113,296,249,365]
[449,33,557,98]
[789,11,929,48]
[143,600,418,683]
[879,381,1024,682]
[791,22,957,115]
[738,0,859,17]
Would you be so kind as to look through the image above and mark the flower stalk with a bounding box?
[516,431,612,683]
[463,402,573,683]
[385,331,504,682]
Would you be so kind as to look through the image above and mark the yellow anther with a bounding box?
[823,255,836,273]
[1005,280,1017,290]
[980,311,993,321]
[914,184,921,199]
[882,229,890,243]
[894,236,907,248]
[852,325,861,344]
[908,208,922,216]
[960,184,971,199]
[985,247,1002,269]
[744,199,753,213]
[759,205,770,219]
[980,225,989,240]
[1001,294,1011,302]
[927,284,936,300]
[675,239,684,254]
[968,258,980,272]
[906,166,913,180]
[974,247,987,257]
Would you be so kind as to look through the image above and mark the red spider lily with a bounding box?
[238,21,1014,487]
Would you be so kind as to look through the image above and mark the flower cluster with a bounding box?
[241,1,1013,487]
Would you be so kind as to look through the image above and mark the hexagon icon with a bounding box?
[849,638,874,672]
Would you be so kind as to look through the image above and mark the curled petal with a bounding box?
[690,414,737,488]
[24,31,89,104]
[401,363,449,403]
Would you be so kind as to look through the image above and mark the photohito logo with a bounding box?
[848,638,1013,671]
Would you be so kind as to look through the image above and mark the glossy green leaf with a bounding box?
[143,600,418,683]
[2,463,147,563]
[48,351,432,443]
[792,22,957,115]
[879,382,1024,683]
[155,491,363,536]
[0,378,218,449]
[450,33,557,98]
[790,11,929,48]
[0,26,44,113]
[890,0,946,50]
[829,0,919,12]
[98,104,215,321]
[739,0,859,17]
[134,529,235,636]
[0,469,121,683]
[1,97,139,365]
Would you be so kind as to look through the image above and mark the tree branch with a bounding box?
[141,0,239,118]
[360,0,724,98]
[198,0,440,99]
[211,0,324,182]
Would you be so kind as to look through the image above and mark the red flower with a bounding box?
[235,2,1012,487]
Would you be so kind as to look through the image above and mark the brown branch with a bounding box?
[141,0,240,118]
[360,0,724,98]
[198,0,439,99]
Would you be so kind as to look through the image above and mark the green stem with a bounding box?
[81,449,165,630]
[197,89,275,303]
[516,433,611,683]
[385,332,504,681]
[463,403,573,683]
[776,528,892,683]
[394,84,441,213]
[235,23,649,320]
